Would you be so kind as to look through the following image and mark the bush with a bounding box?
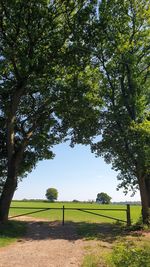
[109,241,150,267]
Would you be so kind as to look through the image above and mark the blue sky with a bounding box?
[13,142,140,202]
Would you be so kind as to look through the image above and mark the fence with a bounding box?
[10,204,131,226]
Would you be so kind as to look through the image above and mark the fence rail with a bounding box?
[10,204,131,226]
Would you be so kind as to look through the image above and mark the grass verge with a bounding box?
[0,220,27,247]
[81,253,107,267]
[80,223,150,267]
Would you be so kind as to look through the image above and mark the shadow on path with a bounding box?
[6,218,143,243]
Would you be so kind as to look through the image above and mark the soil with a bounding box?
[0,217,102,267]
[0,217,149,267]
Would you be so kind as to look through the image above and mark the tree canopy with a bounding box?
[92,0,150,223]
[68,0,150,224]
[96,192,111,204]
[0,0,97,222]
[0,0,149,225]
[45,188,58,202]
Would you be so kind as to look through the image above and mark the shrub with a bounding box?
[109,241,150,267]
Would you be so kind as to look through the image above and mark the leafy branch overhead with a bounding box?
[0,0,97,222]
[67,0,150,224]
[0,0,96,177]
[0,0,150,225]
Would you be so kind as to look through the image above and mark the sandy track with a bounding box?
[0,217,86,267]
[1,217,148,267]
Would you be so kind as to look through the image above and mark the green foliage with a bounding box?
[67,0,150,223]
[45,188,58,202]
[82,241,150,267]
[81,254,102,267]
[96,192,111,204]
[91,0,150,192]
[0,0,97,196]
[109,241,150,267]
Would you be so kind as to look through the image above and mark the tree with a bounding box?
[68,0,150,224]
[45,188,58,202]
[96,192,111,204]
[0,0,97,222]
[92,0,150,224]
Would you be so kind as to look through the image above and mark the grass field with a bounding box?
[10,201,142,224]
[1,201,148,266]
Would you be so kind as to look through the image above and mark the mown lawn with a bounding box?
[10,201,141,224]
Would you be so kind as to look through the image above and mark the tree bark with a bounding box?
[0,172,17,222]
[0,142,25,222]
[0,149,18,222]
[138,175,150,225]
[0,113,16,222]
[145,176,150,207]
[0,91,21,222]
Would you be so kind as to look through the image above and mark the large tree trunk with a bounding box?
[0,149,25,222]
[138,175,150,225]
[145,177,150,207]
[0,86,25,222]
[0,172,17,222]
[0,106,19,222]
[0,156,18,222]
[0,115,17,222]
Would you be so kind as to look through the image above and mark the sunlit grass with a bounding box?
[10,201,141,224]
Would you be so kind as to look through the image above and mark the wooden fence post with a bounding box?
[126,204,131,226]
[62,205,65,226]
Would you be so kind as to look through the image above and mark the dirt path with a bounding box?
[1,217,149,267]
[0,217,98,267]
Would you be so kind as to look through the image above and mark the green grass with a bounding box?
[0,220,27,247]
[10,201,141,224]
[81,254,104,267]
[82,241,150,267]
[0,201,145,265]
